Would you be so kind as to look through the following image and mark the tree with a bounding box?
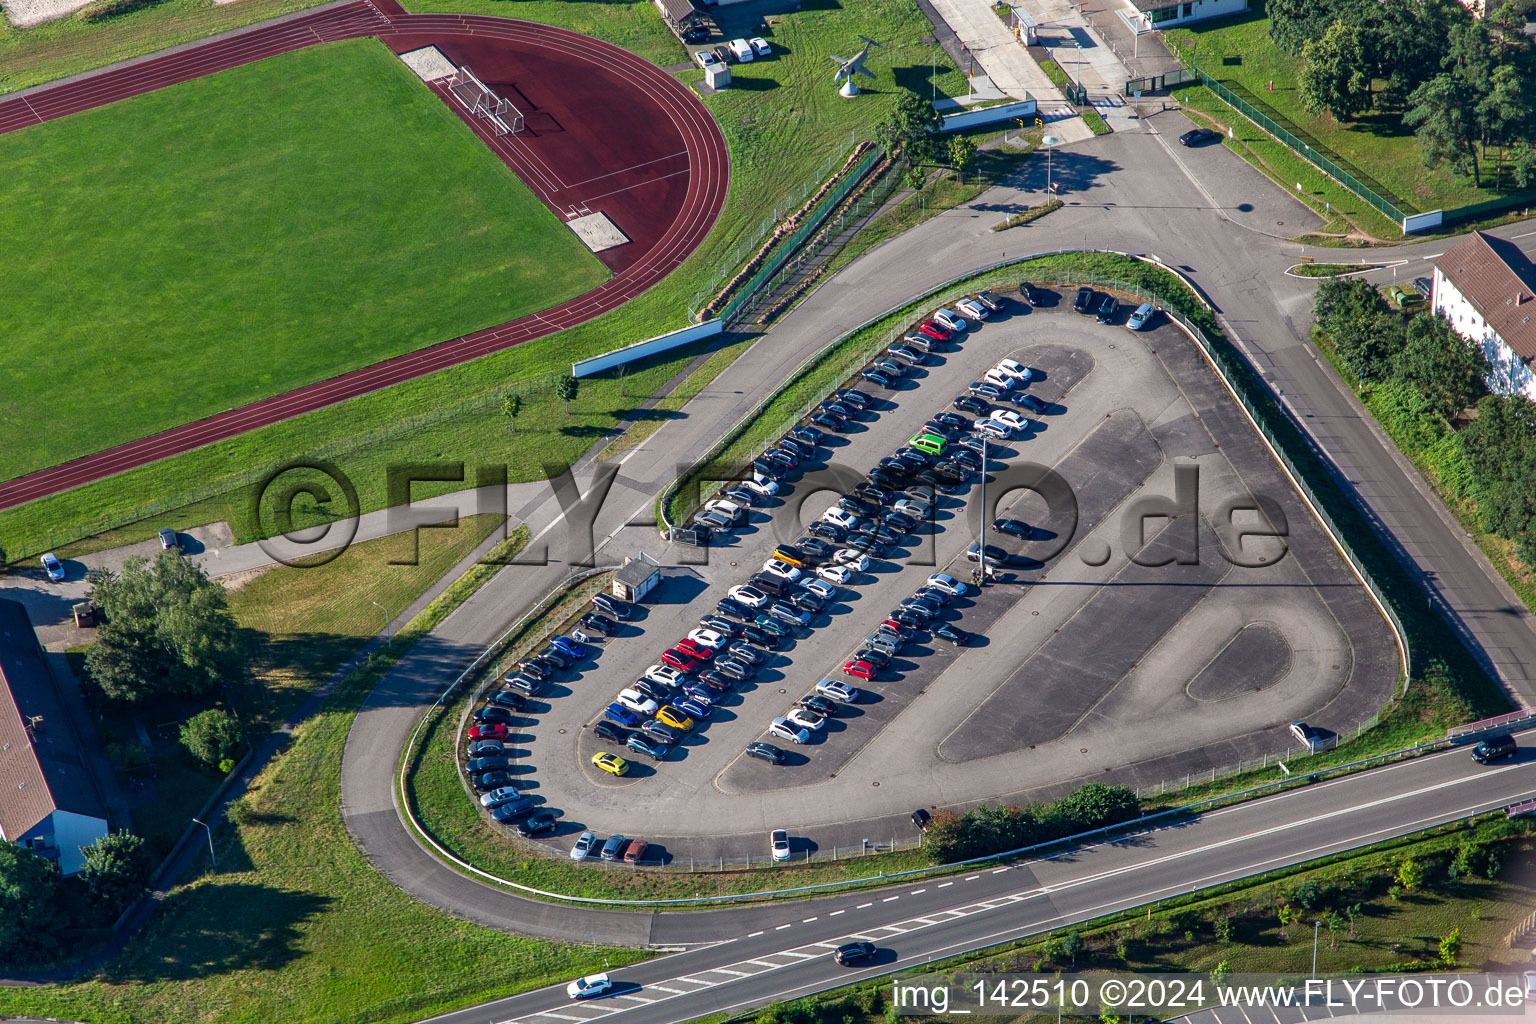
[84,552,246,705]
[1277,903,1297,941]
[1439,927,1462,965]
[1211,959,1233,984]
[946,136,978,183]
[501,392,522,434]
[892,91,942,166]
[180,708,245,766]
[1477,65,1534,187]
[1062,929,1085,965]
[1334,308,1403,381]
[1345,902,1362,939]
[1513,147,1536,190]
[1324,909,1342,949]
[555,374,579,414]
[1052,783,1140,832]
[0,842,60,960]
[1405,73,1483,187]
[1391,311,1487,416]
[1300,21,1372,120]
[78,831,151,916]
[1266,0,1362,55]
[1396,857,1425,891]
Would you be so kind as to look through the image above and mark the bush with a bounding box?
[180,709,245,766]
[925,783,1140,863]
[77,831,152,919]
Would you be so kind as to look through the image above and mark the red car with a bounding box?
[877,619,911,638]
[661,649,702,672]
[467,723,508,741]
[674,638,716,660]
[842,659,876,680]
[917,321,952,342]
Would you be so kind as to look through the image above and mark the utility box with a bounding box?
[613,556,662,603]
[72,601,97,628]
[705,63,731,89]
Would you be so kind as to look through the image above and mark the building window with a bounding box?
[1150,4,1179,21]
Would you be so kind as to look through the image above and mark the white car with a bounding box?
[785,707,826,731]
[729,584,770,608]
[816,563,855,585]
[706,498,745,519]
[816,679,860,702]
[831,549,871,570]
[644,664,685,687]
[746,475,779,497]
[749,36,772,57]
[821,507,861,530]
[688,628,729,649]
[956,297,989,320]
[768,718,812,744]
[41,552,65,582]
[761,559,802,583]
[570,831,597,861]
[567,974,613,1000]
[728,37,755,61]
[990,409,1028,433]
[974,419,1012,440]
[994,358,1034,382]
[926,573,966,596]
[770,828,791,861]
[480,785,521,808]
[983,367,1017,390]
[800,578,837,601]
[693,49,719,69]
[933,308,968,332]
[616,688,659,715]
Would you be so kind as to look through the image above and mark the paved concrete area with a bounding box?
[473,308,1397,863]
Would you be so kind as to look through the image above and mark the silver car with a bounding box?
[1126,302,1155,330]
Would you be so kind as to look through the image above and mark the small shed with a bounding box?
[1008,7,1038,44]
[705,63,732,90]
[613,555,662,603]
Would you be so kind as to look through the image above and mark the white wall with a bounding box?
[1132,0,1248,29]
[1433,268,1536,400]
[54,809,108,876]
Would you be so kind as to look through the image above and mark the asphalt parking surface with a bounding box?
[464,298,1400,863]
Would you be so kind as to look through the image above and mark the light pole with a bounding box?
[1312,920,1322,978]
[372,601,392,648]
[193,817,215,867]
[976,435,989,588]
[1041,134,1058,194]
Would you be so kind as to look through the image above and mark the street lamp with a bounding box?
[976,435,989,588]
[372,601,392,648]
[193,817,216,867]
[1041,135,1058,194]
[1312,920,1322,979]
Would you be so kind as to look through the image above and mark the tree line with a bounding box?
[0,831,152,964]
[923,782,1141,863]
[1268,0,1536,188]
[1314,276,1536,568]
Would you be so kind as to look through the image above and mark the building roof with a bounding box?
[1437,231,1536,362]
[652,0,704,27]
[616,558,661,587]
[0,599,105,843]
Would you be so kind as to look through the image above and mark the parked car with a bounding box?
[863,369,898,389]
[799,694,839,717]
[956,297,989,320]
[768,718,812,744]
[489,690,529,711]
[480,786,522,809]
[40,552,64,582]
[746,741,787,764]
[464,755,509,776]
[1093,292,1117,323]
[811,411,847,432]
[992,517,1033,538]
[842,658,876,680]
[627,733,671,761]
[490,797,535,822]
[473,705,513,725]
[954,393,990,416]
[926,573,966,596]
[473,770,513,792]
[933,622,970,646]
[1073,287,1095,314]
[916,321,952,342]
[591,593,632,619]
[1412,276,1432,299]
[933,308,968,332]
[1179,127,1220,146]
[570,831,598,860]
[749,36,772,56]
[1289,721,1326,751]
[600,834,628,860]
[1127,302,1156,330]
[1018,281,1041,306]
[158,527,179,551]
[623,838,650,864]
[605,703,643,728]
[977,290,1006,312]
[816,679,860,702]
[694,49,719,69]
[770,828,791,862]
[594,720,628,744]
[516,810,558,837]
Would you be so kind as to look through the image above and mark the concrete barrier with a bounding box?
[939,98,1038,133]
[571,319,723,378]
[1403,210,1444,234]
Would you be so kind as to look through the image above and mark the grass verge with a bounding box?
[597,337,757,462]
[0,38,603,481]
[1080,107,1110,135]
[991,197,1062,231]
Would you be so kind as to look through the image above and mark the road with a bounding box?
[412,735,1536,1024]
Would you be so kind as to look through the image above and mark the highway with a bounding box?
[418,735,1536,1024]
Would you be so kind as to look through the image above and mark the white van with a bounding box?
[728,38,755,62]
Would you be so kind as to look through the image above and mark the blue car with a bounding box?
[676,697,713,720]
[626,733,671,761]
[550,635,587,659]
[605,703,642,728]
[682,685,719,706]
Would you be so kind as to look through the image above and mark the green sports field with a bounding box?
[0,37,606,481]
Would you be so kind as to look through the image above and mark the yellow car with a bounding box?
[655,706,695,732]
[591,752,629,776]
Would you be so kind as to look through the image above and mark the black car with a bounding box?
[537,647,574,670]
[791,590,825,613]
[748,574,789,598]
[473,770,514,792]
[992,517,1033,539]
[912,808,932,829]
[930,411,969,432]
[854,647,891,668]
[727,641,766,665]
[836,388,872,408]
[1018,281,1040,306]
[515,810,559,836]
[934,623,970,646]
[717,597,753,620]
[954,394,990,416]
[779,437,815,459]
[863,369,898,388]
[741,625,782,649]
[594,720,629,744]
[698,615,743,637]
[695,670,733,691]
[490,797,536,823]
[581,612,617,634]
[627,734,671,761]
[753,458,785,480]
[474,705,513,725]
[489,690,530,711]
[902,594,944,614]
[1073,287,1095,314]
[890,607,928,628]
[853,482,889,504]
[977,290,1006,312]
[464,755,510,776]
[821,399,857,419]
[715,657,753,680]
[517,659,553,681]
[807,520,846,542]
[835,941,878,966]
[635,679,672,704]
[839,495,880,517]
[933,463,970,484]
[1471,732,1516,763]
[811,411,847,432]
[790,424,825,445]
[468,740,505,759]
[948,447,981,469]
[724,485,759,505]
[1178,127,1220,146]
[746,741,788,764]
[1093,292,1117,323]
[1018,393,1048,413]
[799,694,839,717]
[591,593,633,619]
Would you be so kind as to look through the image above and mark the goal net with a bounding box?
[446,65,525,135]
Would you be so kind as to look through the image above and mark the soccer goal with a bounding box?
[446,65,525,135]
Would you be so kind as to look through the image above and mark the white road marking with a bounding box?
[938,882,954,888]
[965,875,981,880]
[882,896,900,902]
[746,931,763,938]
[910,888,927,894]
[829,909,845,916]
[857,902,873,908]
[774,923,792,930]
[802,917,817,923]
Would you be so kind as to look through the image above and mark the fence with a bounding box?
[719,148,885,326]
[1123,68,1196,96]
[1165,53,1410,228]
[1447,708,1536,739]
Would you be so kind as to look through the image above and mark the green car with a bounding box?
[909,433,946,456]
[753,614,793,637]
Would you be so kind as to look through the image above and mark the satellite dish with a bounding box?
[829,36,881,97]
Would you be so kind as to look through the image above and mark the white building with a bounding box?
[1121,0,1248,30]
[1431,231,1536,401]
[0,599,109,875]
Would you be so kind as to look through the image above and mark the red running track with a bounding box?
[0,1,728,511]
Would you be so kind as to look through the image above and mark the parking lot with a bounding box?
[467,291,1401,863]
